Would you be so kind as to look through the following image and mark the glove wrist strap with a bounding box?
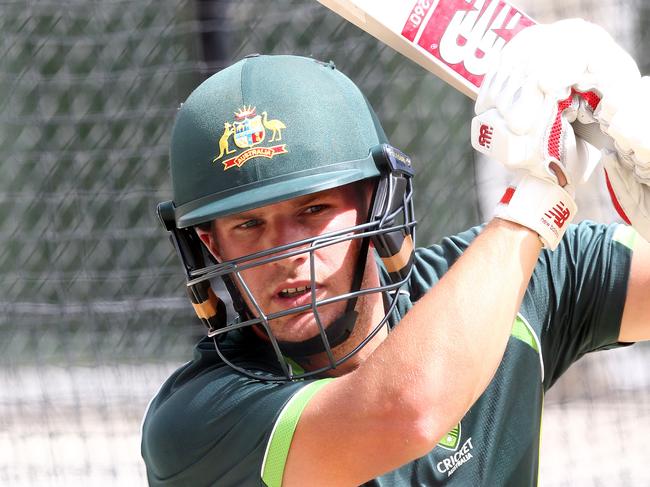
[494,175,577,250]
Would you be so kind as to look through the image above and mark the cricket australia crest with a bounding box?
[435,422,475,478]
[213,106,288,170]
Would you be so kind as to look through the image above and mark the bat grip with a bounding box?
[572,121,612,151]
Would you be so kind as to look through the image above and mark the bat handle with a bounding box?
[572,121,612,151]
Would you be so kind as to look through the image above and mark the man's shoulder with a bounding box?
[411,221,624,271]
[144,332,275,410]
[141,333,308,484]
[400,225,483,301]
[415,225,484,257]
[142,338,240,430]
[535,221,634,284]
[403,221,628,302]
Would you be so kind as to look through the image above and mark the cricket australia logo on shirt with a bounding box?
[213,105,288,170]
[436,422,475,478]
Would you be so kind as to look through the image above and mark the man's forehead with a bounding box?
[216,185,355,223]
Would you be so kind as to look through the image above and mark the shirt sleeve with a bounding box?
[530,222,637,390]
[141,361,332,487]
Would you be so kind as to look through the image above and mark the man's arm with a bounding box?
[282,220,542,486]
[618,235,650,342]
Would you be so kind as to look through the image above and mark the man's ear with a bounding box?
[357,178,376,223]
[194,226,222,261]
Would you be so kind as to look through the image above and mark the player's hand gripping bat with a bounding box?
[316,0,610,149]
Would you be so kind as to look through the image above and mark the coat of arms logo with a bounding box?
[213,106,288,170]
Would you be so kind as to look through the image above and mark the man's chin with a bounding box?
[271,311,339,344]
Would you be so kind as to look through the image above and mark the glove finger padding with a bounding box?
[497,19,639,100]
[471,88,595,191]
[471,19,628,250]
[600,76,650,167]
[473,19,638,178]
[602,151,650,242]
[597,75,650,242]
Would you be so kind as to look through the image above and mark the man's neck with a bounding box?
[303,293,390,377]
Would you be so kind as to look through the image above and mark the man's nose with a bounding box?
[262,216,300,246]
[261,217,312,257]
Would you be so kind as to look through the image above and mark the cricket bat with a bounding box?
[316,0,609,149]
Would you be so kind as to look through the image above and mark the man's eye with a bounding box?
[238,219,261,229]
[304,204,326,214]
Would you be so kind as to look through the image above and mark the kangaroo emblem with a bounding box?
[214,122,236,161]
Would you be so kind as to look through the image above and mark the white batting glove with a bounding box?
[471,19,645,249]
[598,76,650,241]
[471,19,635,187]
[470,73,581,249]
[470,21,601,249]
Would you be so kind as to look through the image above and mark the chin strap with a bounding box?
[276,234,371,359]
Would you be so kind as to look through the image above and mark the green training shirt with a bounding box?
[141,222,636,486]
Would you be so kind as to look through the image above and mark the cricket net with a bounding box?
[1,0,648,485]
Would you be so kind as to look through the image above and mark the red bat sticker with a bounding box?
[401,0,535,88]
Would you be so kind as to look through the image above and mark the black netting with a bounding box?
[1,0,649,485]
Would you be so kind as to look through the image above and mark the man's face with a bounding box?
[197,183,377,344]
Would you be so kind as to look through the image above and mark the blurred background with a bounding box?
[1,0,648,485]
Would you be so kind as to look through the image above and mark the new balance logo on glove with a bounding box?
[478,124,493,149]
[544,202,571,228]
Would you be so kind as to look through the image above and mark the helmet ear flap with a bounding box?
[157,201,228,333]
[369,145,416,282]
[186,281,228,334]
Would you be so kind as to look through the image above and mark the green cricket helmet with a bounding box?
[158,54,416,381]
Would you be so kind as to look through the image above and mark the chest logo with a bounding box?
[213,106,288,170]
[436,423,475,478]
[438,422,461,451]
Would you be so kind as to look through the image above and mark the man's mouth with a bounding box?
[278,286,312,298]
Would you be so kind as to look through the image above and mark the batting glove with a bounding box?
[598,76,650,241]
[470,22,603,249]
[471,19,646,249]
